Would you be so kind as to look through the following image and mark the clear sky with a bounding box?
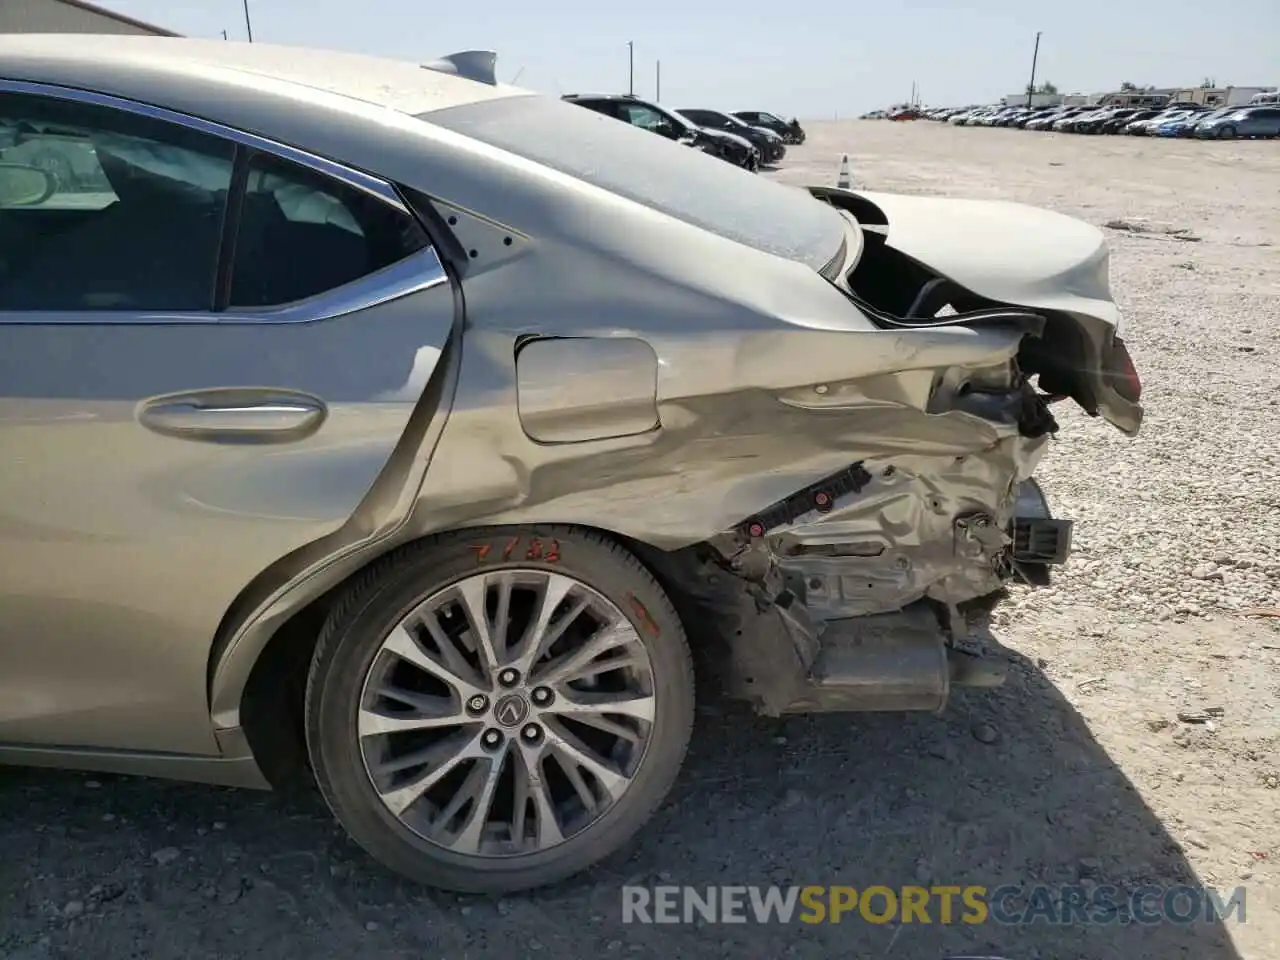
[97,0,1277,118]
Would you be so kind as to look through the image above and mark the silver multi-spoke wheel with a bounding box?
[357,569,657,856]
[307,527,692,892]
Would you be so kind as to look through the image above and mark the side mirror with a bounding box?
[0,162,55,207]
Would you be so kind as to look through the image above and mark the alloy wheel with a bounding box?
[356,569,656,857]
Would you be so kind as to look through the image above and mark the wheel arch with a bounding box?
[229,521,696,789]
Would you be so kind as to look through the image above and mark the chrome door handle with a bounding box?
[139,391,327,443]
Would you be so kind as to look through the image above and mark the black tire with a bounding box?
[304,524,695,893]
[1218,125,1237,139]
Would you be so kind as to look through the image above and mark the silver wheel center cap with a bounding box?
[494,694,529,728]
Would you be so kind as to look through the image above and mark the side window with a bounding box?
[619,105,679,138]
[228,151,429,309]
[0,92,233,311]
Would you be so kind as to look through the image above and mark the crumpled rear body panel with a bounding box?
[408,324,1042,554]
[390,175,1097,643]
[400,232,1051,637]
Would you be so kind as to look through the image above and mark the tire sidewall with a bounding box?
[306,525,694,891]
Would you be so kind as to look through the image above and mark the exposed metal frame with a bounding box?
[0,79,448,324]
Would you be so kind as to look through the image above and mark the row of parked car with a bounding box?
[560,93,805,171]
[926,102,1280,139]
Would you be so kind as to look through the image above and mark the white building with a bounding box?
[0,0,178,36]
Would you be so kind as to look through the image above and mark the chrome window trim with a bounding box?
[0,79,450,326]
[0,247,449,325]
[0,79,408,213]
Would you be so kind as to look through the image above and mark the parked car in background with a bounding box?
[563,94,760,170]
[1125,108,1202,136]
[1022,107,1064,130]
[1100,108,1159,133]
[1051,107,1097,132]
[1157,106,1228,137]
[1050,106,1101,132]
[676,107,786,165]
[1075,107,1140,134]
[1194,105,1280,139]
[732,110,805,144]
[1026,107,1082,131]
[975,108,1011,126]
[948,107,987,125]
[994,108,1033,127]
[1011,106,1056,128]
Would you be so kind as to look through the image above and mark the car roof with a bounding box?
[0,34,521,117]
[562,93,644,102]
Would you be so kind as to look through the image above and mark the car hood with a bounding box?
[842,190,1121,329]
[699,128,754,150]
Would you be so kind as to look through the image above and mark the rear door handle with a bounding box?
[138,390,327,443]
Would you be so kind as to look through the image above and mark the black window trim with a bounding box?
[0,79,448,325]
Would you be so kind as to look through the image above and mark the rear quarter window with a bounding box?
[423,95,843,270]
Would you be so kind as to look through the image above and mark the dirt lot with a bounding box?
[2,120,1278,960]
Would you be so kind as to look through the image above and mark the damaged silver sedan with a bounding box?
[0,37,1143,893]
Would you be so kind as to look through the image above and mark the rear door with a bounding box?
[1248,108,1280,134]
[0,85,456,755]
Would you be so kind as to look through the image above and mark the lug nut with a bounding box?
[530,686,554,706]
[466,694,489,715]
[481,728,504,749]
[498,668,520,688]
[521,723,543,743]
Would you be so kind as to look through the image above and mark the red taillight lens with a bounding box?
[1107,336,1142,403]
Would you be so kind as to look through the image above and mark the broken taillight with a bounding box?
[1106,336,1142,403]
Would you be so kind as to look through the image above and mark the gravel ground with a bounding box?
[3,120,1278,960]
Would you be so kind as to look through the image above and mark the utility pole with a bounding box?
[242,0,254,42]
[656,60,661,102]
[627,41,634,95]
[1027,31,1042,106]
[221,29,228,39]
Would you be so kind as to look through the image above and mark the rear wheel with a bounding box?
[305,526,694,893]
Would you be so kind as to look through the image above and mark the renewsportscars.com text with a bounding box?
[620,884,1247,926]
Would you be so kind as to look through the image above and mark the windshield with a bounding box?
[424,95,845,270]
